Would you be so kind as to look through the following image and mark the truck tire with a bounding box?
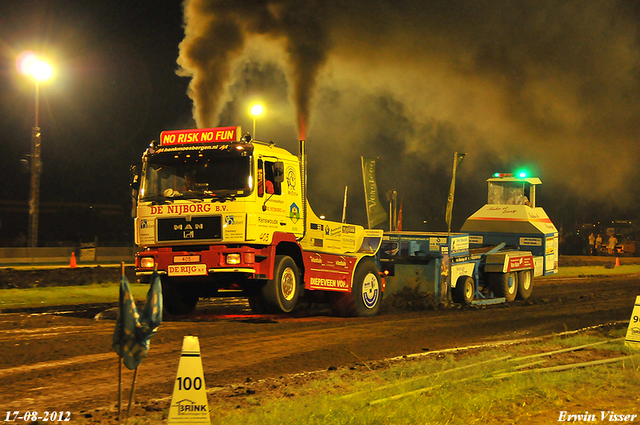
[452,276,475,305]
[262,255,300,313]
[489,272,518,302]
[332,259,383,317]
[161,276,199,315]
[516,270,534,300]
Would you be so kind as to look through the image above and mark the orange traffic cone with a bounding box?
[70,252,77,269]
[615,257,620,268]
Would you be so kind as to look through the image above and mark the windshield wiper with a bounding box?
[175,193,207,202]
[142,195,174,205]
[143,191,237,204]
[212,194,236,202]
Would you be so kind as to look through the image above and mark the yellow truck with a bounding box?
[132,127,383,316]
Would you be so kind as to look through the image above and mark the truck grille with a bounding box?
[157,216,222,242]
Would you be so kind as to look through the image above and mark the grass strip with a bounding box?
[340,354,512,400]
[0,283,151,309]
[492,354,640,378]
[368,336,636,408]
[508,337,625,362]
[546,264,640,277]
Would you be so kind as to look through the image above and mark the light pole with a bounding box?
[18,52,54,248]
[250,104,264,140]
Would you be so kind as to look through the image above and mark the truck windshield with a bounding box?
[140,147,252,202]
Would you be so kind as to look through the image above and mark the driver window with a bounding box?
[263,160,281,195]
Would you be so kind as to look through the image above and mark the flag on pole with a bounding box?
[112,271,163,370]
[361,157,388,229]
[445,152,466,234]
[396,200,403,231]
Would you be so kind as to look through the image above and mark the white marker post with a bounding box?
[625,296,640,350]
[168,336,211,424]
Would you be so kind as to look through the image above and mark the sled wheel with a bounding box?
[489,272,518,302]
[263,255,300,313]
[453,276,475,305]
[516,270,534,300]
[332,259,383,317]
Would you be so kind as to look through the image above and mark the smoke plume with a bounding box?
[177,0,640,231]
[177,0,332,135]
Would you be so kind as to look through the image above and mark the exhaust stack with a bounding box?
[298,117,307,241]
[298,138,307,241]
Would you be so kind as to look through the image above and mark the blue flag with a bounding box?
[112,272,163,370]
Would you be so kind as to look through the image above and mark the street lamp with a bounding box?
[17,52,54,248]
[250,104,264,140]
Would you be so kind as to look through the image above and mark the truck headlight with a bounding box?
[226,253,241,265]
[140,257,155,269]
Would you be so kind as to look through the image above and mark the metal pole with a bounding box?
[34,79,39,128]
[118,261,125,423]
[393,191,397,231]
[28,80,41,248]
[252,117,256,140]
[341,186,348,223]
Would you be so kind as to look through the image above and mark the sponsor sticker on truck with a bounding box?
[160,127,241,145]
[506,255,534,272]
[168,264,208,276]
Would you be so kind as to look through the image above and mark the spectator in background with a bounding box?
[595,234,603,256]
[608,234,618,256]
[588,233,595,255]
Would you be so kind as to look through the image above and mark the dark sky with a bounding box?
[2,0,640,243]
[1,1,191,203]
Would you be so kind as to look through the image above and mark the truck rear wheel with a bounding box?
[262,255,300,313]
[516,270,534,300]
[161,276,199,315]
[453,276,475,305]
[332,259,382,317]
[489,272,518,302]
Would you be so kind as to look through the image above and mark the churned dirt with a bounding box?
[0,266,136,290]
[0,257,639,423]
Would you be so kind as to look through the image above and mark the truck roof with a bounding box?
[487,176,542,185]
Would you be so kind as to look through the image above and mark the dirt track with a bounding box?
[0,259,639,423]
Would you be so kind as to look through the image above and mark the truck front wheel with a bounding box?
[262,255,300,313]
[247,295,269,314]
[332,260,383,317]
[516,270,534,300]
[489,272,518,302]
[161,276,199,315]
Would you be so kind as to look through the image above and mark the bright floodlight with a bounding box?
[17,52,54,82]
[251,104,264,117]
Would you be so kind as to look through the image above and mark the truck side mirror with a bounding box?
[273,161,285,183]
[130,164,141,191]
[130,164,141,219]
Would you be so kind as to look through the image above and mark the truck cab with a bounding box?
[132,127,384,316]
